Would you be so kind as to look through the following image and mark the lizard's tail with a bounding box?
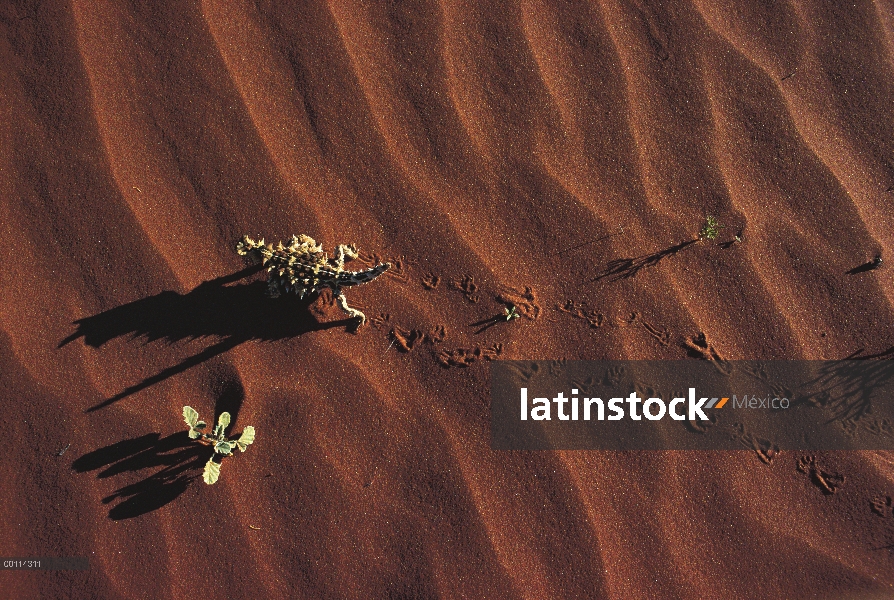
[338,263,391,287]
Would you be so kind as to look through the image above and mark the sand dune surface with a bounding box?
[2,1,894,598]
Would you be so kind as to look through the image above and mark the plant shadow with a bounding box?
[471,312,509,334]
[60,265,356,411]
[794,347,894,425]
[846,257,883,275]
[72,430,210,520]
[590,240,697,283]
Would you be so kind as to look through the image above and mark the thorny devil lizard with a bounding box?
[237,234,390,326]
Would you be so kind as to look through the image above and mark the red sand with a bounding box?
[2,1,894,598]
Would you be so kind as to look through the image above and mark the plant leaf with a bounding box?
[183,406,199,428]
[235,426,255,452]
[213,412,231,439]
[203,459,221,485]
[218,412,231,430]
[215,440,234,455]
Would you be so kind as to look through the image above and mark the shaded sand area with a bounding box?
[2,0,894,597]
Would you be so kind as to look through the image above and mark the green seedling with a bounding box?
[504,305,521,321]
[698,216,724,241]
[183,406,255,485]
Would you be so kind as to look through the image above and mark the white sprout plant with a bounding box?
[183,406,255,484]
[504,305,521,321]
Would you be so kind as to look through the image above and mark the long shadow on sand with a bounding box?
[72,430,211,520]
[60,265,355,412]
[794,346,894,425]
[846,257,883,275]
[590,240,697,283]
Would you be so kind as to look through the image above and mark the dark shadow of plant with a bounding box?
[794,349,894,434]
[846,255,883,275]
[72,430,208,520]
[590,240,697,282]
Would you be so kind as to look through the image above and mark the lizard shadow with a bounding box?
[60,265,356,412]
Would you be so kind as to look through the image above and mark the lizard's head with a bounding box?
[287,234,323,255]
[236,235,265,256]
[236,235,276,265]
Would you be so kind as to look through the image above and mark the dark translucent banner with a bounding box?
[491,361,894,450]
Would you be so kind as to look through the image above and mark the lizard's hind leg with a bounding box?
[335,291,366,324]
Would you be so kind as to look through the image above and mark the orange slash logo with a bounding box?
[707,397,729,409]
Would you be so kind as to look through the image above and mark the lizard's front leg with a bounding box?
[333,244,359,272]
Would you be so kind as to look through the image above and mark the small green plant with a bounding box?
[698,216,724,241]
[504,305,520,321]
[183,406,255,485]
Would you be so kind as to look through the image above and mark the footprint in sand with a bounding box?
[602,366,625,388]
[421,273,441,289]
[797,455,845,494]
[391,326,425,352]
[453,275,480,303]
[372,314,446,353]
[629,0,670,61]
[641,320,671,347]
[871,495,894,518]
[506,362,542,383]
[727,423,778,464]
[570,375,599,395]
[547,359,567,378]
[437,343,502,368]
[427,325,446,343]
[557,300,605,329]
[634,382,660,400]
[739,363,792,402]
[359,251,410,283]
[370,313,392,331]
[686,412,718,434]
[616,311,670,346]
[683,332,731,374]
[390,323,447,353]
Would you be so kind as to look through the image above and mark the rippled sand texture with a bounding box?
[3,0,894,598]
